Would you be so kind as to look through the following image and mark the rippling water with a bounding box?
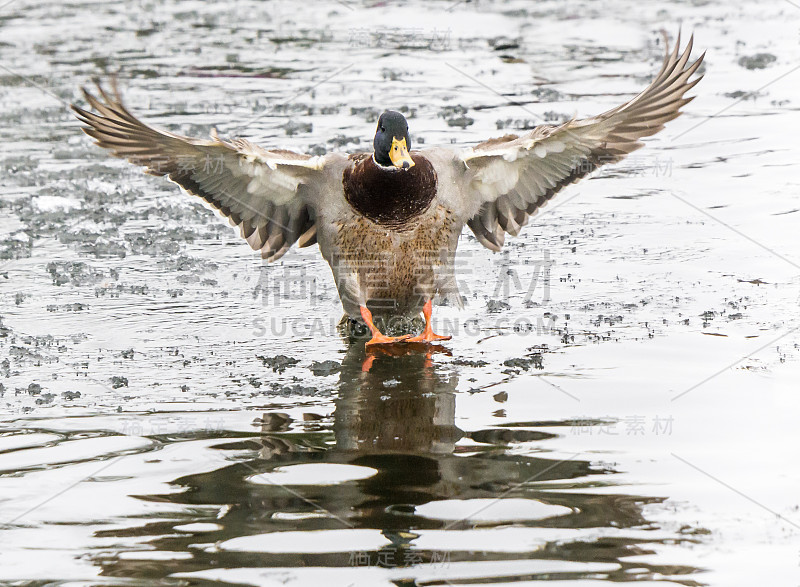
[1,0,799,585]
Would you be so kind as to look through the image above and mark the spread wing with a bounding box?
[449,33,704,251]
[71,82,329,261]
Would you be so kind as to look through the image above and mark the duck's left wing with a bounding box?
[72,82,332,262]
[440,34,703,251]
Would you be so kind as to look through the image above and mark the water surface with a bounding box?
[1,0,799,584]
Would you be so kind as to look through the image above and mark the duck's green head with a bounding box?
[373,110,415,169]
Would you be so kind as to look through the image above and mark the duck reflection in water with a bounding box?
[237,345,697,578]
[95,345,702,583]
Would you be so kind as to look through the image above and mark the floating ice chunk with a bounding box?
[248,463,378,486]
[173,523,223,533]
[31,195,81,212]
[415,498,572,522]
[219,529,389,553]
[86,178,120,195]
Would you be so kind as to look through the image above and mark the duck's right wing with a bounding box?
[433,34,704,251]
[72,82,337,261]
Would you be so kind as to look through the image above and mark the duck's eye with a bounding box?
[380,126,386,132]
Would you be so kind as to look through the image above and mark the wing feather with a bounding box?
[71,81,328,261]
[443,34,703,250]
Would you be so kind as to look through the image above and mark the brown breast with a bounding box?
[342,154,437,228]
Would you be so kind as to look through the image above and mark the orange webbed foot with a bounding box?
[365,333,413,347]
[359,305,412,350]
[404,299,451,345]
[404,331,451,344]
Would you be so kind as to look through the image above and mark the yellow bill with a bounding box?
[389,137,415,169]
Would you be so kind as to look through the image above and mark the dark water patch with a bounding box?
[738,53,777,69]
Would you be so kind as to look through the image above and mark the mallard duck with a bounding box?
[72,35,703,348]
